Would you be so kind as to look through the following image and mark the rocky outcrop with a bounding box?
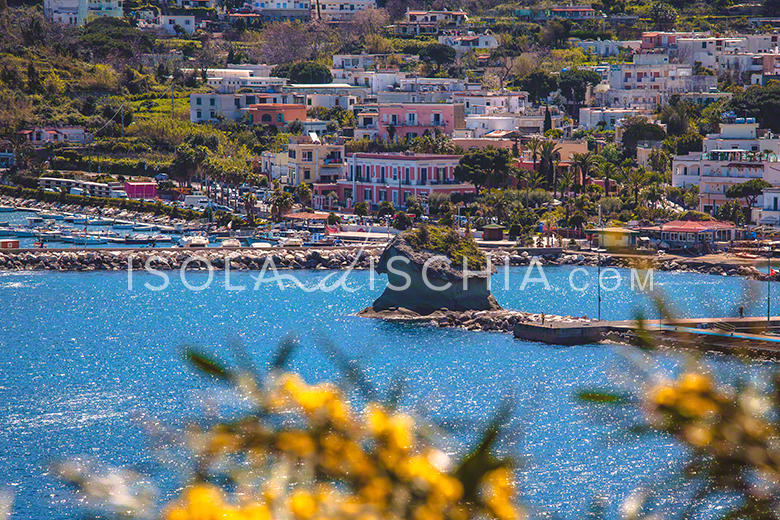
[362,232,501,315]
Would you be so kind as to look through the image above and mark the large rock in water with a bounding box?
[363,228,501,315]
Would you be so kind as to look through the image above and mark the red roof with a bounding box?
[640,219,736,233]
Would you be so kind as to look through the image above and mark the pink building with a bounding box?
[124,182,157,200]
[639,31,692,52]
[377,103,466,141]
[319,152,475,210]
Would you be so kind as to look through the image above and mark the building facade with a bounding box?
[377,103,466,140]
[45,0,123,25]
[286,136,345,186]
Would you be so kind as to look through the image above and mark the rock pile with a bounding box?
[0,248,382,271]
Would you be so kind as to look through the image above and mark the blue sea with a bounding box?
[0,266,776,519]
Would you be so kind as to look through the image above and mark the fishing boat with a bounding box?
[0,206,14,212]
[122,234,152,245]
[149,234,172,243]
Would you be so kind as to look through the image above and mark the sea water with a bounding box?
[0,267,775,519]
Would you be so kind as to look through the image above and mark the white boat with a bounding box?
[112,223,134,230]
[69,234,107,245]
[220,238,241,248]
[39,212,64,220]
[179,235,209,248]
[86,218,111,226]
[0,206,14,212]
[27,217,46,228]
[133,224,158,232]
[0,227,16,237]
[250,242,273,249]
[13,227,36,237]
[278,237,304,247]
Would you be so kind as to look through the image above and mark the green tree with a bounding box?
[726,82,780,133]
[327,212,341,225]
[558,69,602,111]
[295,182,312,206]
[539,140,561,186]
[392,211,412,230]
[454,147,512,193]
[419,43,456,72]
[620,116,668,158]
[516,70,557,104]
[284,62,333,84]
[716,199,746,225]
[543,106,552,133]
[26,61,40,93]
[627,167,649,205]
[353,201,368,217]
[725,178,772,212]
[650,2,677,29]
[377,200,395,218]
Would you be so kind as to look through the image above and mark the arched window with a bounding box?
[261,113,272,122]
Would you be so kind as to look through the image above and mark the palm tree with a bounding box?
[526,136,543,173]
[558,170,574,201]
[295,182,312,207]
[643,184,664,209]
[627,167,649,205]
[519,169,544,208]
[570,152,597,193]
[552,158,561,199]
[539,140,561,186]
[597,162,617,195]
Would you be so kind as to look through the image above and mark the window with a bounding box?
[392,167,397,181]
[196,110,202,119]
[210,111,215,118]
[277,114,284,123]
[405,168,410,183]
[210,98,215,106]
[303,151,313,161]
[380,166,385,181]
[364,188,372,201]
[196,98,202,105]
[261,113,272,122]
[304,170,311,180]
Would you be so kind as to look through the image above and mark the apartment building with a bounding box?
[286,135,345,186]
[335,152,475,209]
[377,103,466,140]
[248,104,308,128]
[450,91,527,115]
[190,92,304,122]
[44,0,123,25]
[672,117,780,214]
[242,0,310,20]
[318,0,376,22]
[391,9,469,35]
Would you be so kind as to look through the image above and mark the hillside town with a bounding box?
[3,0,780,255]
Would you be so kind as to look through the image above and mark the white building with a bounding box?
[242,0,310,20]
[672,117,780,214]
[190,91,305,122]
[260,150,289,182]
[437,33,499,53]
[455,115,516,138]
[318,0,376,22]
[579,107,652,130]
[19,127,92,145]
[450,90,527,115]
[574,38,640,56]
[45,0,123,25]
[140,15,196,34]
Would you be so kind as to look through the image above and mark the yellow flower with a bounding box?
[653,385,678,407]
[366,404,389,435]
[679,372,712,394]
[289,490,318,519]
[208,432,240,454]
[683,424,713,447]
[164,507,189,520]
[277,431,316,458]
[241,503,271,520]
[359,477,392,506]
[387,414,415,453]
[679,396,718,418]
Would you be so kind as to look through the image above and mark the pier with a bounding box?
[514,316,780,356]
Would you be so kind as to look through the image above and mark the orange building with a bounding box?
[248,104,307,128]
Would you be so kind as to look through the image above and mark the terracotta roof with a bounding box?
[285,212,330,220]
[640,219,736,233]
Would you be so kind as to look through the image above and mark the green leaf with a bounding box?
[186,348,233,382]
[577,390,627,404]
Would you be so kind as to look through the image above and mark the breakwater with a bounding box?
[0,248,771,281]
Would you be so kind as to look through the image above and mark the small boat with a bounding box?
[133,224,158,232]
[71,217,89,224]
[27,217,46,228]
[13,227,36,237]
[220,238,241,248]
[70,234,107,245]
[0,206,14,212]
[86,219,111,226]
[122,234,152,245]
[250,242,273,249]
[113,223,134,230]
[278,237,304,247]
[39,213,64,220]
[149,234,172,243]
[179,234,209,248]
